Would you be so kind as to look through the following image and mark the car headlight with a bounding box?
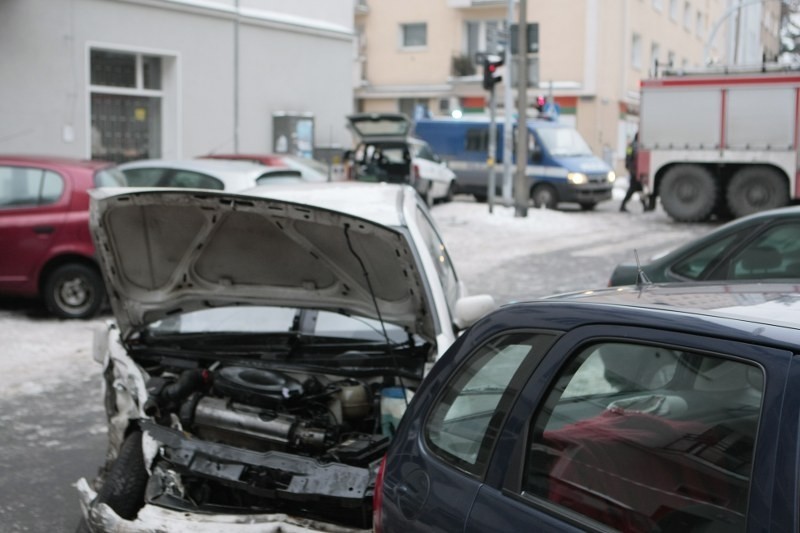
[607,171,616,183]
[567,172,588,185]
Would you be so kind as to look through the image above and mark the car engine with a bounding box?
[136,363,405,528]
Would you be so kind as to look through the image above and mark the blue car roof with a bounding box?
[486,282,800,350]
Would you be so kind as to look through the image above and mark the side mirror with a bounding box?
[530,146,543,163]
[454,294,497,329]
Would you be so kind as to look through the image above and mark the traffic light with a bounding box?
[482,54,504,91]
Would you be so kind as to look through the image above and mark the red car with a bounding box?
[0,155,126,318]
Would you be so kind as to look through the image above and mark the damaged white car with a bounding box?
[76,182,495,532]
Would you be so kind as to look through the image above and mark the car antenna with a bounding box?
[634,249,652,288]
[342,224,410,408]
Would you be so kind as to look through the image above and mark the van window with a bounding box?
[465,128,489,152]
[536,127,593,157]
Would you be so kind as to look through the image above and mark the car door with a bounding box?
[465,325,793,532]
[0,165,68,292]
[380,331,558,533]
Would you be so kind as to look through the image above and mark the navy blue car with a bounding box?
[374,283,800,533]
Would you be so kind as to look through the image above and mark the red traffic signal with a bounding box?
[482,55,504,91]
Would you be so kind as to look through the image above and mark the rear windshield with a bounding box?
[94,167,128,187]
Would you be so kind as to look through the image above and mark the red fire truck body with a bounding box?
[637,67,800,221]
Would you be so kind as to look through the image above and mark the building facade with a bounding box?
[354,0,783,172]
[0,0,354,163]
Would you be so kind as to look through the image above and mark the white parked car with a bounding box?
[116,158,304,191]
[77,181,495,532]
[346,113,457,206]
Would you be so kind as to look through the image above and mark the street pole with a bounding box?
[488,85,497,213]
[514,0,528,218]
[502,0,514,204]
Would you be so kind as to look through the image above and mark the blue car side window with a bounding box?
[424,332,555,476]
[523,342,763,533]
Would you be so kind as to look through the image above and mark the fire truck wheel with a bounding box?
[660,165,717,222]
[726,166,788,218]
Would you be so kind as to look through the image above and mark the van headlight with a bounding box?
[567,172,588,185]
[607,171,616,183]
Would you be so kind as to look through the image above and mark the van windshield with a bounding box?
[537,127,594,157]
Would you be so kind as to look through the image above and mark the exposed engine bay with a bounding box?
[125,359,419,529]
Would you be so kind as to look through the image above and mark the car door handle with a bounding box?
[33,225,55,234]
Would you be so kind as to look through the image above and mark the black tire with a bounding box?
[531,183,558,209]
[443,180,455,203]
[93,431,148,520]
[726,166,789,218]
[659,165,717,222]
[43,263,106,319]
[579,202,596,211]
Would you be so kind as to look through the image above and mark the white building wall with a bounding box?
[0,0,353,159]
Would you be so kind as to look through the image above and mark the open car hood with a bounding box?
[89,188,434,341]
[347,113,412,141]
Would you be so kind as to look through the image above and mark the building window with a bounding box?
[669,0,678,21]
[466,20,503,65]
[651,42,661,75]
[399,98,429,118]
[90,49,163,163]
[684,2,692,30]
[400,23,427,48]
[632,33,642,69]
[652,0,663,11]
[696,11,704,37]
[667,50,676,68]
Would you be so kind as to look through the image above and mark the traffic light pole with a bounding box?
[487,85,497,213]
[514,0,528,218]
[502,0,513,205]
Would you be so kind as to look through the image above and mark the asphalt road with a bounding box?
[0,191,720,532]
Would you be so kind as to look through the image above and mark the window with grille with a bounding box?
[90,49,164,163]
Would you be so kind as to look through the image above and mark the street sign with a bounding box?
[509,23,539,55]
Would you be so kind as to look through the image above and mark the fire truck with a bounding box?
[637,65,800,222]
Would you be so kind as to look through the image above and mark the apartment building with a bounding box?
[354,0,782,171]
[0,0,354,162]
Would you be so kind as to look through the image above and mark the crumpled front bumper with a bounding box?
[76,478,369,533]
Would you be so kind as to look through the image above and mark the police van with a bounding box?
[413,116,615,210]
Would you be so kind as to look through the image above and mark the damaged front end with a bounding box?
[79,321,424,532]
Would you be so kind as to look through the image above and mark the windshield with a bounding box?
[143,306,413,344]
[536,127,594,157]
[94,167,128,187]
[284,155,329,176]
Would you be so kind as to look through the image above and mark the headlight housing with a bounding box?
[607,171,616,183]
[567,172,588,185]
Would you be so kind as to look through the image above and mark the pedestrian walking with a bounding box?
[620,133,647,212]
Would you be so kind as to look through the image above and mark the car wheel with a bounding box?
[43,263,106,319]
[659,165,717,222]
[421,180,434,207]
[531,183,558,209]
[726,166,788,218]
[579,202,596,211]
[443,181,455,203]
[92,431,148,520]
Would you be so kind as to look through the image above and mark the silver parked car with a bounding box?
[116,158,304,191]
[77,181,496,532]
